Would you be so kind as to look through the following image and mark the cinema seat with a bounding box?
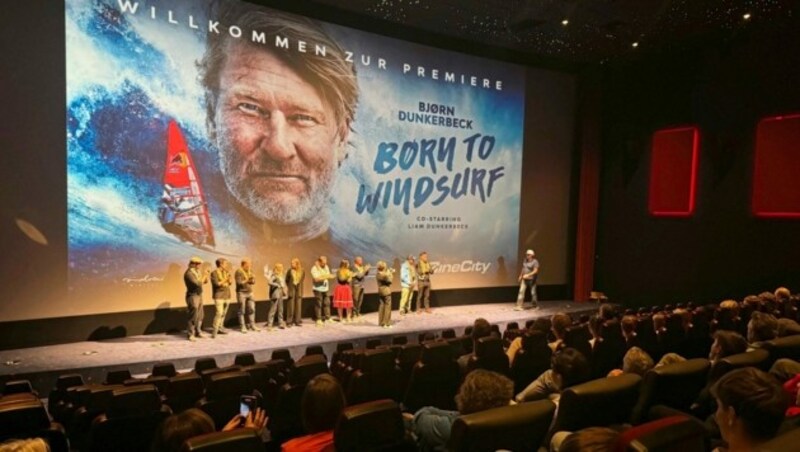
[70,384,125,450]
[165,373,204,413]
[619,415,706,452]
[234,352,256,367]
[563,324,592,359]
[762,335,800,366]
[467,336,509,376]
[392,336,408,345]
[403,342,460,412]
[707,349,770,383]
[448,399,556,452]
[198,371,257,429]
[334,399,409,451]
[631,358,711,424]
[0,398,69,452]
[304,345,326,360]
[48,374,85,424]
[151,362,177,378]
[756,424,800,451]
[510,332,552,394]
[551,373,642,434]
[271,349,295,368]
[590,336,627,379]
[347,349,401,404]
[331,342,355,368]
[88,385,171,452]
[3,380,35,396]
[194,357,218,373]
[181,428,264,452]
[397,343,422,392]
[105,369,133,385]
[124,375,170,395]
[269,355,330,444]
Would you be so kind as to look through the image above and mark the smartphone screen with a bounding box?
[240,395,255,418]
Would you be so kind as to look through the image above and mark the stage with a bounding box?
[0,300,595,395]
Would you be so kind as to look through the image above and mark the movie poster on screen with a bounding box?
[66,0,525,314]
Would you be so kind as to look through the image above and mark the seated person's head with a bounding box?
[151,408,215,452]
[673,308,692,330]
[622,347,654,377]
[471,318,492,343]
[0,438,50,452]
[551,313,572,340]
[759,291,778,313]
[454,369,514,415]
[529,317,551,335]
[552,348,591,390]
[720,299,741,317]
[302,374,345,434]
[558,427,620,452]
[710,330,749,362]
[621,315,637,338]
[747,311,778,344]
[599,303,617,321]
[775,287,791,302]
[656,353,686,368]
[712,368,787,448]
[652,313,666,332]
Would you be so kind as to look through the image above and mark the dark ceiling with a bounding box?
[304,0,798,64]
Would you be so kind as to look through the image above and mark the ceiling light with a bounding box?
[632,41,639,48]
[743,13,751,20]
[561,19,569,26]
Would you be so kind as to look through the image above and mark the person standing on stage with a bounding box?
[399,255,418,315]
[184,257,209,341]
[285,258,305,327]
[333,260,355,323]
[416,251,434,314]
[210,258,234,338]
[351,256,371,321]
[376,261,394,328]
[311,256,334,326]
[516,249,540,311]
[235,258,260,333]
[267,263,288,330]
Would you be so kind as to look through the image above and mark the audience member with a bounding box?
[457,318,493,371]
[507,321,548,366]
[550,313,572,352]
[412,370,514,452]
[282,374,345,452]
[608,346,654,377]
[0,439,49,452]
[599,303,618,321]
[516,348,591,403]
[711,368,787,451]
[553,426,620,452]
[747,311,778,347]
[621,315,639,349]
[709,330,748,363]
[656,352,686,368]
[151,407,267,452]
[716,300,741,332]
[588,315,603,350]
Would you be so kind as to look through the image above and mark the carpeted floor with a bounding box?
[0,300,595,394]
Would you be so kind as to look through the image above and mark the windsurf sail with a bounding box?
[158,120,216,248]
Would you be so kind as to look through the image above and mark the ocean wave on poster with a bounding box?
[66,0,206,138]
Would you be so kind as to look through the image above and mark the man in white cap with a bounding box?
[516,249,539,311]
[184,256,210,341]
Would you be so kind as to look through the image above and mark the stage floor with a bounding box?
[1,300,595,394]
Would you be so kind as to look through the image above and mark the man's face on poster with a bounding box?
[213,43,347,225]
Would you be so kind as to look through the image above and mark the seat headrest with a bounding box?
[152,362,177,378]
[108,384,162,418]
[167,374,204,396]
[337,342,355,352]
[181,428,263,452]
[721,349,769,369]
[3,380,33,395]
[361,349,395,374]
[442,329,457,339]
[0,399,50,436]
[194,357,218,373]
[56,373,85,390]
[475,336,504,358]
[206,371,253,400]
[87,385,125,412]
[290,355,329,386]
[392,336,408,345]
[522,332,549,351]
[421,341,453,365]
[448,400,556,452]
[621,415,706,452]
[334,399,404,451]
[305,345,325,357]
[234,353,256,367]
[400,344,422,362]
[271,349,292,362]
[105,369,133,385]
[564,373,642,399]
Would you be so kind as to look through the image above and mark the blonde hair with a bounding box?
[291,258,302,271]
[273,263,284,274]
[0,438,50,452]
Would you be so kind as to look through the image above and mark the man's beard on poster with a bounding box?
[218,140,336,225]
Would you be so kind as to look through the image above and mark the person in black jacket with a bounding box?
[184,257,209,341]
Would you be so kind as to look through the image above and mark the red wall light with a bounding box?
[648,126,700,217]
[753,114,800,218]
